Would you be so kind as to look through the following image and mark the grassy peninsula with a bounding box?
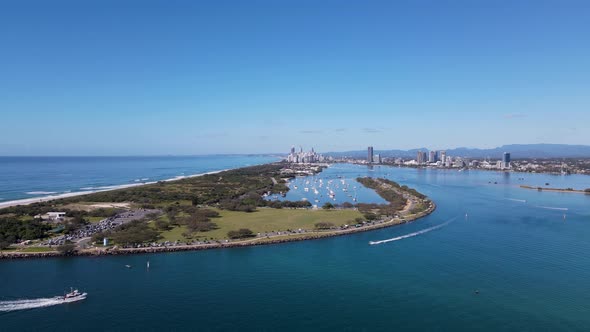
[0,163,434,258]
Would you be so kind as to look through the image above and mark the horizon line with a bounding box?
[1,142,590,158]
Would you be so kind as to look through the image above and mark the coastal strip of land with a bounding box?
[520,185,590,194]
[0,169,234,210]
[0,200,435,259]
[0,163,435,259]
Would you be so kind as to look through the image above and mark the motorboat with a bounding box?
[60,288,87,302]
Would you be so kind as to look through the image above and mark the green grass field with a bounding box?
[19,247,55,253]
[158,208,363,242]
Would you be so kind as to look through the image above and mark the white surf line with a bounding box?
[25,191,58,195]
[369,217,457,245]
[505,198,527,203]
[535,205,569,211]
[0,297,65,312]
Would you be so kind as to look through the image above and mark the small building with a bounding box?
[47,212,66,221]
[34,212,66,222]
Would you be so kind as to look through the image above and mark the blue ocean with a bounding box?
[2,161,590,331]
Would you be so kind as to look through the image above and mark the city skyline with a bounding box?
[1,142,590,157]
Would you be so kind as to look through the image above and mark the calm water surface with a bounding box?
[1,164,590,331]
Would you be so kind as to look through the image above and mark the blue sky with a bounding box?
[1,0,588,155]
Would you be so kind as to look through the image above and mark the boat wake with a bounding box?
[535,205,569,211]
[505,198,527,203]
[0,294,86,312]
[369,217,457,245]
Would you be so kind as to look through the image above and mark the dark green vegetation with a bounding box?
[0,163,296,247]
[0,206,124,247]
[60,163,312,213]
[93,220,160,246]
[266,200,312,209]
[56,241,77,255]
[356,177,428,219]
[0,218,51,249]
[322,202,334,210]
[161,205,219,239]
[357,177,406,209]
[89,211,162,245]
[315,222,335,229]
[410,202,428,215]
[63,216,89,235]
[62,163,290,209]
[227,228,255,239]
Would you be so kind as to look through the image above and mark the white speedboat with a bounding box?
[58,288,87,302]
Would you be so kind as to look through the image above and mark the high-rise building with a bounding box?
[286,146,324,164]
[417,151,427,164]
[368,146,374,163]
[445,156,452,167]
[503,152,511,169]
[439,151,446,166]
[375,154,381,164]
[428,150,438,163]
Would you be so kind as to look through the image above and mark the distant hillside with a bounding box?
[325,144,590,159]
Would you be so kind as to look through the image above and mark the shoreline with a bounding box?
[519,185,589,194]
[0,201,436,260]
[0,169,233,209]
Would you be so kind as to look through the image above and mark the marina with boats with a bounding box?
[266,165,387,208]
